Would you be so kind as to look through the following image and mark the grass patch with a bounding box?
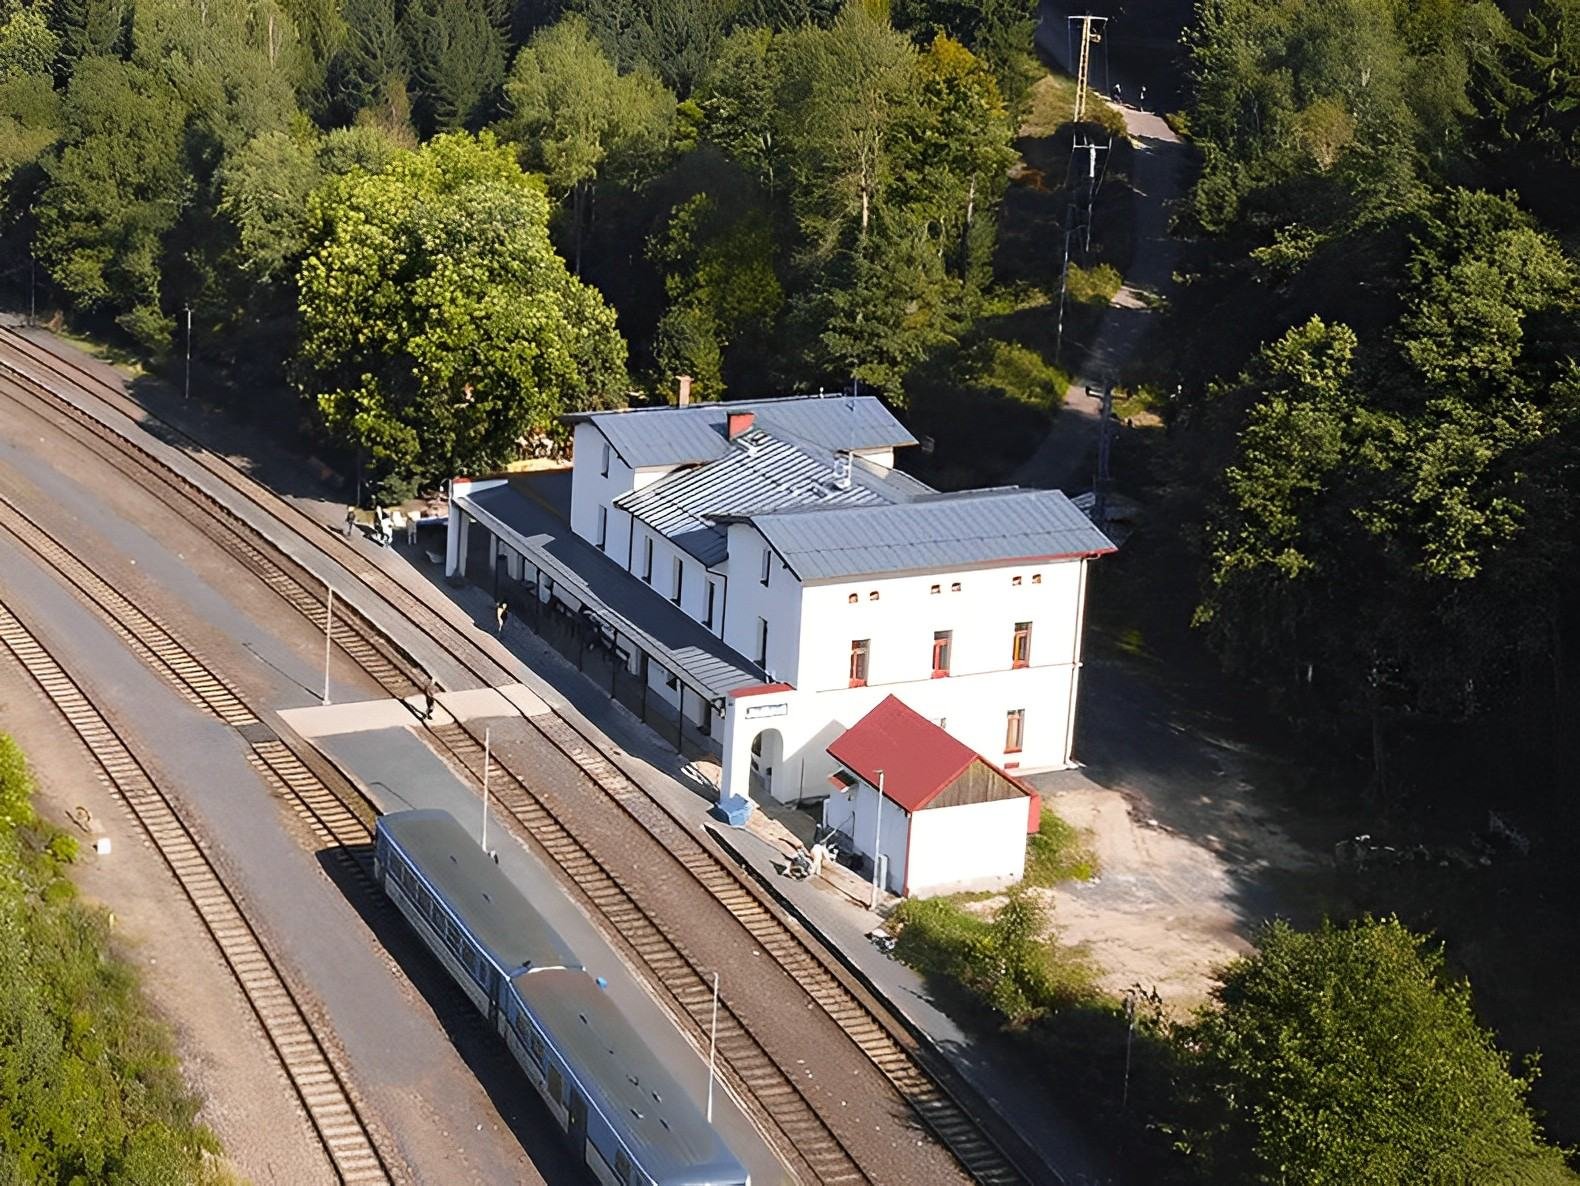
[0,733,225,1182]
[1021,73,1128,139]
[1025,809,1100,886]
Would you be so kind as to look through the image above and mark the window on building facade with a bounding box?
[849,639,870,687]
[756,617,769,666]
[848,592,858,604]
[1012,622,1032,668]
[930,584,941,594]
[704,582,717,628]
[868,590,879,601]
[1032,573,1042,585]
[951,581,962,593]
[760,547,771,586]
[671,556,683,604]
[1006,708,1025,753]
[596,505,607,550]
[932,630,952,677]
[1012,574,1023,587]
[600,442,610,477]
[642,536,653,582]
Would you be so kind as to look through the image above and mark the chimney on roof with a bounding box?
[676,374,692,407]
[727,410,755,440]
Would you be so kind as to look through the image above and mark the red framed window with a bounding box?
[931,630,952,678]
[1006,708,1025,753]
[849,639,870,687]
[1012,622,1032,668]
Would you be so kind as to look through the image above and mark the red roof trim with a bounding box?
[729,681,794,699]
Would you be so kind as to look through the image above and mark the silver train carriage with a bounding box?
[375,809,749,1186]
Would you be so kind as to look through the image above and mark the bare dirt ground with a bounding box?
[0,663,334,1185]
[1027,654,1327,1013]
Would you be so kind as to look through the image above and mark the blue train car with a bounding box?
[507,968,748,1186]
[374,810,749,1186]
[373,809,579,1024]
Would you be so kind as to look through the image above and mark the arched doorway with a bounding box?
[749,728,783,799]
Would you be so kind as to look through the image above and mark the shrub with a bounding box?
[1065,262,1123,305]
[1024,810,1098,885]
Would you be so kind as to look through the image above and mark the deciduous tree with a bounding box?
[295,132,628,498]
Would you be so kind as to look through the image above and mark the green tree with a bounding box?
[35,56,191,349]
[400,0,506,134]
[695,25,781,189]
[48,0,125,69]
[295,131,628,498]
[0,1,59,80]
[1178,917,1576,1184]
[499,14,675,271]
[328,0,407,122]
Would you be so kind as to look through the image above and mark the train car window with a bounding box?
[546,1064,564,1104]
[614,1149,633,1185]
[445,919,463,955]
[512,1010,531,1045]
[528,1032,546,1068]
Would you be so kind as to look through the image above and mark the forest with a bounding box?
[0,0,1058,498]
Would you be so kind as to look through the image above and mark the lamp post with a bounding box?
[480,726,493,853]
[869,768,885,910]
[183,304,192,401]
[321,586,334,706]
[706,972,720,1122]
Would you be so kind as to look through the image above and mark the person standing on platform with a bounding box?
[423,678,438,721]
[344,506,357,537]
[496,601,509,634]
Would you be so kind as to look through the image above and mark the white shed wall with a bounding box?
[905,797,1029,896]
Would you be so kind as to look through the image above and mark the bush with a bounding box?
[1024,810,1098,885]
[0,732,34,828]
[0,732,222,1182]
[1065,262,1123,305]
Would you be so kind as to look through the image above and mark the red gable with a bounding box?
[827,695,982,813]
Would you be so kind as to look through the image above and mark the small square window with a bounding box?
[1012,575,1022,587]
[1032,573,1042,585]
[951,581,962,593]
[848,593,858,604]
[930,584,941,595]
[868,590,879,601]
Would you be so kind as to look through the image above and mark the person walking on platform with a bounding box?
[495,601,509,634]
[423,678,438,721]
[344,506,357,538]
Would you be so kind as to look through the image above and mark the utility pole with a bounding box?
[869,768,886,910]
[1094,378,1115,528]
[1068,14,1108,124]
[1056,15,1112,365]
[183,304,192,401]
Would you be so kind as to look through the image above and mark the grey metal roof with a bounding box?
[377,810,579,974]
[458,482,765,701]
[744,487,1117,582]
[511,968,746,1186]
[566,394,916,469]
[612,428,902,567]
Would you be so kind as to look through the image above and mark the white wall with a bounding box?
[568,423,676,568]
[822,783,911,896]
[722,523,803,681]
[906,797,1028,896]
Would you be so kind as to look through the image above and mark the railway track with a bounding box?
[0,461,868,1183]
[0,598,394,1186]
[0,329,1045,1186]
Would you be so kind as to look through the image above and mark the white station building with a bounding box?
[446,393,1113,813]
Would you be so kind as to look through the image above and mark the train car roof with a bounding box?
[512,968,747,1186]
[378,810,578,974]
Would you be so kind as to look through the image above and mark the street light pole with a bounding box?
[706,971,720,1122]
[321,586,334,706]
[481,726,492,853]
[869,768,885,910]
[183,304,192,401]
